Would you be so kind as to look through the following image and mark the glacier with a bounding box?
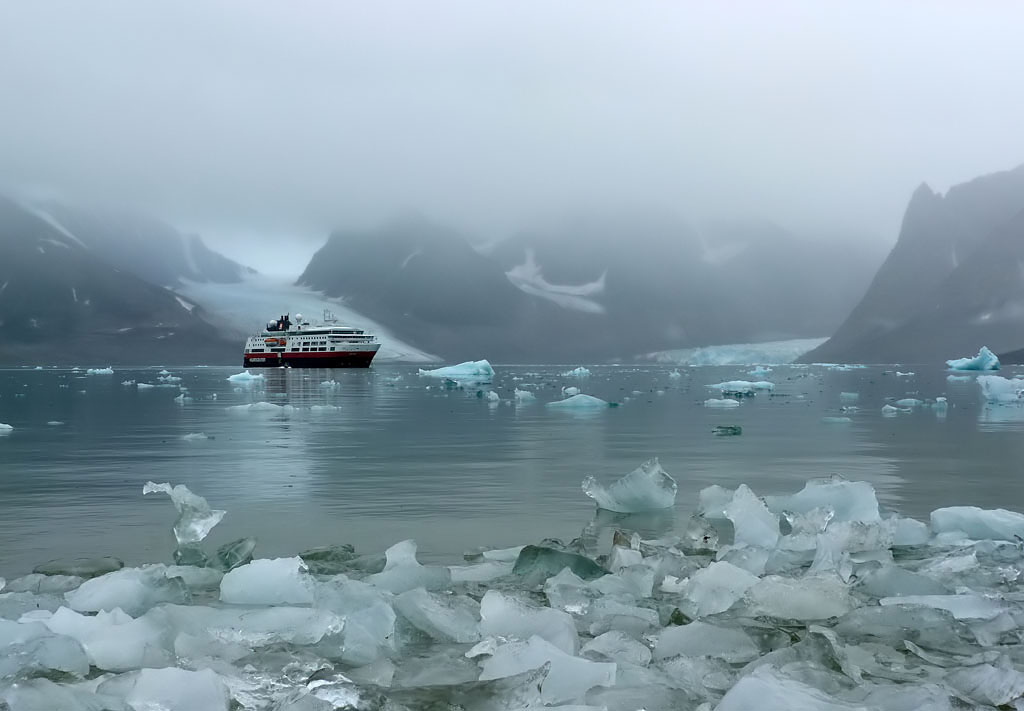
[947,345,1000,371]
[641,337,827,366]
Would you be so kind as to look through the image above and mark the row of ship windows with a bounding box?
[251,347,333,353]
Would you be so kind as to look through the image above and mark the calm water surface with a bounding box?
[1,363,1023,577]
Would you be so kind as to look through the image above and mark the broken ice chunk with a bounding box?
[947,346,1000,371]
[946,664,1024,706]
[716,665,866,711]
[394,587,481,643]
[64,566,190,616]
[0,618,90,679]
[142,481,226,545]
[894,398,922,407]
[477,635,615,705]
[220,557,314,605]
[97,667,231,711]
[977,375,1024,403]
[581,458,677,513]
[726,485,779,548]
[512,546,608,586]
[678,561,760,618]
[216,537,257,571]
[930,505,1024,541]
[581,631,651,669]
[879,594,1006,620]
[653,621,759,663]
[855,565,949,598]
[514,388,536,403]
[41,606,172,671]
[365,539,451,594]
[480,589,578,654]
[767,476,881,523]
[743,575,855,620]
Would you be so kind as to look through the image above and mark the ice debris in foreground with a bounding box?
[581,458,677,512]
[418,359,494,383]
[142,482,226,545]
[14,475,1024,709]
[947,345,1000,370]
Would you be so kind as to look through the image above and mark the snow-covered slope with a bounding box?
[178,275,438,363]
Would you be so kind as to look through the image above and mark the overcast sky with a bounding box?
[2,1,1023,275]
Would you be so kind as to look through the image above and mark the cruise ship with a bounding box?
[243,312,380,368]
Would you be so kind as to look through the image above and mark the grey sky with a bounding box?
[1,1,1022,275]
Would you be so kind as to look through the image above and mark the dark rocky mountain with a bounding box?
[803,165,1024,363]
[299,211,881,362]
[0,197,238,364]
[43,205,254,286]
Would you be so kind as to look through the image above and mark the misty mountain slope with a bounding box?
[297,215,556,360]
[0,196,236,364]
[41,204,254,286]
[804,165,1024,363]
[299,213,880,361]
[491,214,880,346]
[178,275,438,363]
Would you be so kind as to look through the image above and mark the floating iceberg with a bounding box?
[513,388,536,403]
[561,385,580,397]
[977,375,1024,403]
[142,481,226,545]
[881,404,899,416]
[894,397,922,407]
[85,367,114,375]
[562,366,591,377]
[704,398,740,408]
[226,370,265,383]
[581,458,677,513]
[707,380,774,394]
[0,423,11,434]
[546,393,611,409]
[418,360,494,383]
[947,345,1000,370]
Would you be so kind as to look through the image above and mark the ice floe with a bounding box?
[85,367,114,375]
[562,366,591,377]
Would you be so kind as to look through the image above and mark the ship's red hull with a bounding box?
[243,350,377,368]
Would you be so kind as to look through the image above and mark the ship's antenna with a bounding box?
[323,309,338,323]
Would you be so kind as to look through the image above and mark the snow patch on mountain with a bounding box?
[21,203,88,249]
[178,275,438,363]
[505,248,606,314]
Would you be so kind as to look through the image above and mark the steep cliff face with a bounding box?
[803,165,1024,363]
